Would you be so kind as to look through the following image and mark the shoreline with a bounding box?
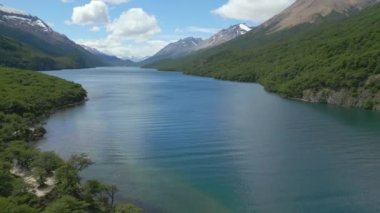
[31,98,88,142]
[153,68,380,111]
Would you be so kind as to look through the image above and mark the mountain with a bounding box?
[0,4,104,70]
[141,24,251,65]
[263,0,380,31]
[197,24,251,50]
[141,37,203,65]
[81,45,135,67]
[146,1,380,110]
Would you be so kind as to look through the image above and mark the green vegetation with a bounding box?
[147,3,380,110]
[0,67,141,212]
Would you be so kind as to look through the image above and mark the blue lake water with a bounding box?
[39,67,380,212]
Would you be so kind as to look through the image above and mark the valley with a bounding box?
[0,0,380,212]
[145,1,380,110]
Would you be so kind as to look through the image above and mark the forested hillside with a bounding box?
[147,3,380,110]
[0,25,105,70]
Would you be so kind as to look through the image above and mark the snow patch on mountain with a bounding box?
[2,14,52,32]
[239,24,251,32]
[33,20,51,32]
[197,24,252,50]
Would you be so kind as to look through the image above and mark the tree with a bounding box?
[9,192,39,211]
[0,170,13,196]
[103,185,118,212]
[68,153,93,171]
[0,197,38,213]
[82,180,119,212]
[44,195,89,213]
[32,151,63,174]
[3,141,38,170]
[32,167,48,187]
[55,163,81,197]
[115,203,142,213]
[82,180,104,211]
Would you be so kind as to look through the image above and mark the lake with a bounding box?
[39,67,380,213]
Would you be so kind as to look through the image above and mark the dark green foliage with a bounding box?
[32,151,64,175]
[44,196,89,213]
[68,153,93,171]
[83,180,119,212]
[0,67,87,116]
[0,170,13,197]
[0,197,38,213]
[55,163,82,197]
[32,167,48,187]
[147,3,380,104]
[115,203,143,213]
[3,141,39,170]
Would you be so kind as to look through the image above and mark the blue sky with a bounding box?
[0,0,295,59]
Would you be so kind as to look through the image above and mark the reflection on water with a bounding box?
[39,67,380,213]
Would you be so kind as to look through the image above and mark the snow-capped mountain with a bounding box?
[142,24,251,65]
[142,37,203,64]
[263,0,380,31]
[0,4,105,70]
[0,5,51,32]
[155,37,203,58]
[0,4,76,45]
[197,24,251,50]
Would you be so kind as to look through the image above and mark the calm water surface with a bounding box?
[39,67,380,213]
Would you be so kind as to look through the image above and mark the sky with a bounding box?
[0,0,295,59]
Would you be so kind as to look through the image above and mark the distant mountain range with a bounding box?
[0,4,134,70]
[81,45,135,67]
[141,24,251,65]
[145,0,380,110]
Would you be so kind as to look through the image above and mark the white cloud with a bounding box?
[73,5,163,58]
[103,0,130,4]
[71,0,109,25]
[212,0,295,23]
[107,8,160,40]
[90,26,101,32]
[62,0,130,4]
[76,37,168,59]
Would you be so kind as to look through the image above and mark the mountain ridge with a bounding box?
[141,24,251,65]
[0,4,105,70]
[263,0,380,31]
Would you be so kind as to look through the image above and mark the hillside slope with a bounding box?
[263,0,380,31]
[0,4,104,70]
[146,3,380,110]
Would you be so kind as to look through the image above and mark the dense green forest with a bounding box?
[0,67,141,212]
[147,3,380,110]
[0,25,105,71]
